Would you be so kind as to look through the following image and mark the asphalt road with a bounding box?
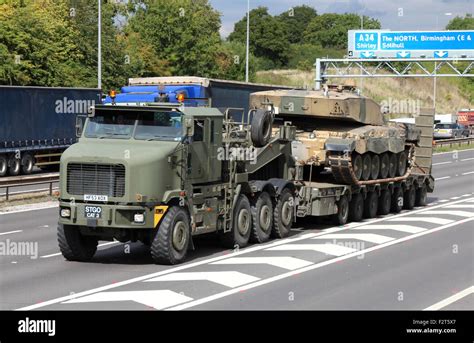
[0,149,472,311]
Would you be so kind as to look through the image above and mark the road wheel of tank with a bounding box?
[272,188,294,238]
[352,154,363,180]
[151,206,190,265]
[378,190,391,215]
[370,154,380,180]
[7,156,20,176]
[57,223,98,261]
[388,153,397,178]
[250,109,273,148]
[396,151,408,176]
[403,187,416,210]
[21,153,34,175]
[349,193,364,222]
[379,153,390,179]
[364,192,378,218]
[221,194,252,248]
[361,154,371,181]
[250,192,273,243]
[391,187,403,213]
[332,195,349,225]
[0,155,7,177]
[415,185,428,206]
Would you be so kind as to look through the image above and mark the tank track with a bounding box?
[328,145,415,186]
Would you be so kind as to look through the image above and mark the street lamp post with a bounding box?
[433,13,452,113]
[98,0,102,90]
[245,0,250,83]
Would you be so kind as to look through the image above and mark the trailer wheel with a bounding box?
[332,195,349,225]
[251,109,273,147]
[0,155,7,177]
[57,224,98,261]
[7,156,20,176]
[403,187,416,210]
[396,151,407,176]
[21,153,34,175]
[415,185,428,207]
[391,187,403,213]
[388,153,397,178]
[250,192,273,243]
[361,154,371,181]
[370,154,380,180]
[272,188,294,238]
[352,154,363,180]
[151,206,190,265]
[349,193,364,222]
[378,190,391,215]
[379,153,390,179]
[221,194,252,248]
[364,192,378,218]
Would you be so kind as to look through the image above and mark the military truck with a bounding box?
[57,86,435,265]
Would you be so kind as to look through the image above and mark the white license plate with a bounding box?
[85,206,102,219]
[84,194,108,202]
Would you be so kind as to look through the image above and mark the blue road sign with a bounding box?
[348,30,474,58]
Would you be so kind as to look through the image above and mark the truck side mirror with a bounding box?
[75,115,86,138]
[183,117,194,138]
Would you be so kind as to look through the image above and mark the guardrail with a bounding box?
[433,137,474,147]
[0,173,59,201]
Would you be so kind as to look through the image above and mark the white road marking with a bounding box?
[312,233,394,244]
[432,161,451,166]
[40,241,121,258]
[451,196,461,200]
[40,253,62,259]
[462,171,474,175]
[353,224,426,233]
[0,203,58,216]
[435,176,451,181]
[433,148,474,155]
[438,199,449,203]
[388,217,453,225]
[444,204,474,209]
[266,244,357,256]
[212,257,312,270]
[422,210,474,217]
[424,286,474,311]
[63,290,193,310]
[461,157,474,161]
[0,230,23,236]
[146,271,260,288]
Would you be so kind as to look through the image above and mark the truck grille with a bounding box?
[67,163,126,197]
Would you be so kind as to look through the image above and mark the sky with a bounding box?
[209,0,474,37]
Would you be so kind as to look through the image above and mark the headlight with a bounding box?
[134,213,145,223]
[60,208,71,218]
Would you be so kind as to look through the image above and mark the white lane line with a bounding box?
[353,224,426,234]
[40,241,121,259]
[444,204,474,209]
[145,271,260,288]
[433,148,474,155]
[0,230,23,236]
[461,157,474,161]
[388,217,453,225]
[211,257,312,270]
[432,161,451,166]
[167,217,474,310]
[422,210,474,217]
[17,197,474,311]
[435,176,451,181]
[0,203,58,216]
[266,244,357,256]
[462,171,474,175]
[438,199,449,203]
[451,196,461,200]
[312,233,394,244]
[40,252,62,259]
[63,290,193,310]
[424,286,474,311]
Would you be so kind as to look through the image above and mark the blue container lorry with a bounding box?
[0,86,101,177]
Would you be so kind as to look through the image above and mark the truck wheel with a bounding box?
[21,153,34,175]
[379,153,389,179]
[332,195,349,225]
[364,192,378,218]
[415,185,428,206]
[221,194,252,248]
[391,187,403,213]
[57,223,98,261]
[272,188,294,238]
[361,154,371,181]
[251,109,273,147]
[151,206,190,265]
[388,153,397,178]
[352,154,363,180]
[8,156,20,176]
[250,192,273,243]
[378,190,391,215]
[396,151,407,176]
[349,193,364,222]
[0,155,7,177]
[403,187,416,210]
[370,154,380,180]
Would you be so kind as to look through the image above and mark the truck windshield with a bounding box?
[84,112,136,139]
[134,111,182,141]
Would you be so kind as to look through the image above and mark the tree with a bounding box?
[277,5,317,44]
[446,14,474,30]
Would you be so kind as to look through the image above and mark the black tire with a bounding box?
[250,192,273,243]
[361,154,371,181]
[364,192,378,218]
[221,194,252,248]
[379,153,390,179]
[8,156,20,176]
[251,109,273,147]
[396,151,407,176]
[378,189,391,215]
[332,195,349,225]
[415,185,428,207]
[151,206,190,265]
[403,187,416,210]
[58,223,98,261]
[349,193,364,222]
[352,154,363,180]
[21,153,34,175]
[0,155,7,177]
[391,187,403,213]
[272,188,294,238]
[388,153,397,178]
[370,154,380,180]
